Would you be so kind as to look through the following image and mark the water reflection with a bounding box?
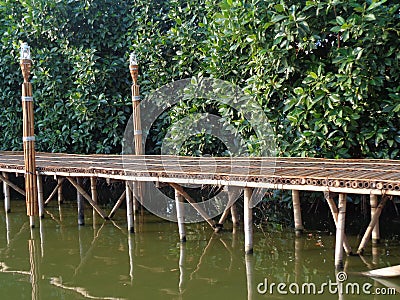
[0,203,400,300]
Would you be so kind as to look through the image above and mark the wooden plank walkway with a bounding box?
[0,151,399,195]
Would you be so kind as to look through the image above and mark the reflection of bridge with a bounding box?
[1,151,400,269]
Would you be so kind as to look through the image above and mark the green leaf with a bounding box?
[274,4,284,13]
[336,16,345,25]
[364,14,376,21]
[294,87,304,95]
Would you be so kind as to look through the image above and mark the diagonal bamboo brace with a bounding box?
[324,192,353,255]
[0,173,26,196]
[44,178,65,205]
[66,177,109,220]
[357,196,388,254]
[169,183,215,228]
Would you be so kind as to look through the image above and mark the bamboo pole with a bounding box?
[175,189,186,242]
[2,172,11,213]
[66,177,108,219]
[334,193,347,270]
[231,204,239,226]
[37,175,44,219]
[357,196,388,254]
[370,194,380,244]
[130,53,142,212]
[90,177,98,227]
[0,173,26,197]
[20,42,38,229]
[44,178,64,205]
[76,178,85,226]
[57,177,64,204]
[324,192,353,254]
[126,182,134,233]
[244,187,254,254]
[292,190,303,235]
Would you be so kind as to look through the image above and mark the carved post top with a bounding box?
[129,52,139,85]
[20,59,31,83]
[20,43,32,83]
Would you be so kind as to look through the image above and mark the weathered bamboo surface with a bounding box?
[0,151,399,195]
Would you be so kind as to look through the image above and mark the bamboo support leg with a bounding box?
[357,196,388,254]
[57,178,63,205]
[90,177,98,226]
[292,190,303,235]
[37,175,44,218]
[2,172,10,213]
[334,193,347,270]
[244,187,254,254]
[370,195,380,244]
[175,189,186,242]
[324,193,353,254]
[77,178,85,226]
[126,182,134,233]
[231,204,239,226]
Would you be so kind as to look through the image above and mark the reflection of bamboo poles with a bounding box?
[29,235,40,300]
[128,234,134,284]
[178,243,185,293]
[20,43,38,228]
[245,254,254,300]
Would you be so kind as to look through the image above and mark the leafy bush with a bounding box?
[0,0,399,159]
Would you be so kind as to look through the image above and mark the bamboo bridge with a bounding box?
[0,151,399,270]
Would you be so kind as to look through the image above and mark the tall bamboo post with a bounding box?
[2,172,11,213]
[370,194,380,244]
[20,42,38,228]
[244,187,254,254]
[129,52,142,212]
[292,190,303,235]
[334,193,347,270]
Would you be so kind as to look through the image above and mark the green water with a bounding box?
[0,201,399,300]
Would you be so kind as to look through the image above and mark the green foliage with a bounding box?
[0,0,399,159]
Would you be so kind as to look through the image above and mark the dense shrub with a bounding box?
[0,0,399,158]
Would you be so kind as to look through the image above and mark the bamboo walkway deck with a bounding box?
[0,151,399,195]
